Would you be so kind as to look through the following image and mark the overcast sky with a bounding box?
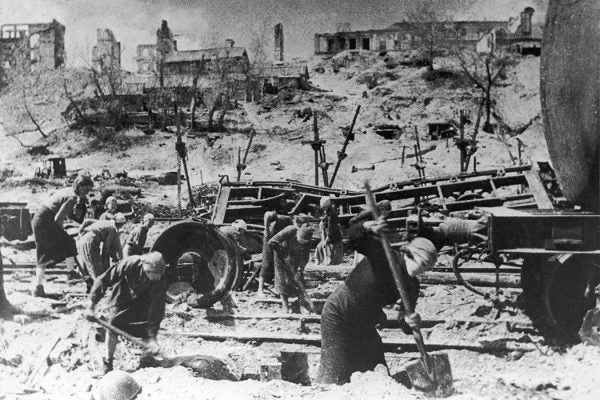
[1,0,547,71]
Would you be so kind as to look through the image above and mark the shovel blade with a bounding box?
[405,353,453,397]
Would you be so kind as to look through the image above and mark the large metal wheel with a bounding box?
[521,255,597,342]
[150,220,240,308]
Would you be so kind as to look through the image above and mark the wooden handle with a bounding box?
[363,182,416,315]
[92,316,151,351]
[364,181,432,368]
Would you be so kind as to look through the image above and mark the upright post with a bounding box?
[313,113,319,186]
[330,105,361,187]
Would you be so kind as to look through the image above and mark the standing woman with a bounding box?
[315,196,344,266]
[32,175,94,297]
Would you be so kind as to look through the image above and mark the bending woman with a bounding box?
[32,174,94,297]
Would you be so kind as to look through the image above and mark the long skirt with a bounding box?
[318,284,387,384]
[77,233,108,279]
[32,207,77,269]
[315,240,344,266]
[273,249,303,297]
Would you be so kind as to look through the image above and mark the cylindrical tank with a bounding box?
[541,0,600,211]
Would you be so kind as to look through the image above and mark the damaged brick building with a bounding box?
[476,7,542,56]
[92,28,121,71]
[0,19,65,70]
[131,20,249,92]
[255,23,310,92]
[134,21,248,78]
[314,7,541,56]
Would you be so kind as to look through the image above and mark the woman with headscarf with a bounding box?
[99,196,118,220]
[318,216,438,384]
[31,174,94,297]
[315,196,344,266]
[123,213,155,257]
[86,252,167,374]
[268,219,314,313]
[77,213,126,291]
[258,210,294,296]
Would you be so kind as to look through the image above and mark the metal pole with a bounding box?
[330,105,361,187]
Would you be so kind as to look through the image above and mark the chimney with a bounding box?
[274,23,284,62]
[520,7,534,36]
[225,39,235,47]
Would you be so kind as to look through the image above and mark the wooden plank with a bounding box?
[524,170,554,209]
[212,186,231,224]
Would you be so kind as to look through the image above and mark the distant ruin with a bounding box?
[0,19,65,70]
[314,7,542,56]
[92,28,121,71]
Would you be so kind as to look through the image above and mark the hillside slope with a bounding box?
[0,53,547,207]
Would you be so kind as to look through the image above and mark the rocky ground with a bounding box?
[2,52,599,400]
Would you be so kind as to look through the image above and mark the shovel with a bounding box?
[89,316,238,379]
[364,181,453,397]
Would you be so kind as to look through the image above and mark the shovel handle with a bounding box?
[91,316,152,351]
[363,182,433,370]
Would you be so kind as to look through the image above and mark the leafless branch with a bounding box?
[22,90,48,138]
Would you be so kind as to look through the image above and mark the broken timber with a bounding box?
[211,165,544,227]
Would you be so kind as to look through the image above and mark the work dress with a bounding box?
[268,225,310,297]
[315,208,344,265]
[89,256,166,339]
[260,212,293,283]
[318,222,420,385]
[77,220,123,279]
[123,225,149,257]
[32,187,79,268]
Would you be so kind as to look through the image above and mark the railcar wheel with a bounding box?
[150,221,238,308]
[521,255,596,342]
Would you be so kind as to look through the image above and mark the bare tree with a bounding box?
[405,0,454,70]
[455,47,515,132]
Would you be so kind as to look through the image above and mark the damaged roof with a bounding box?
[165,46,247,63]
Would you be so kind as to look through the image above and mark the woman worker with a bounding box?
[77,213,126,290]
[31,174,94,297]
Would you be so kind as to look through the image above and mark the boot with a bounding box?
[32,285,46,298]
[102,357,113,374]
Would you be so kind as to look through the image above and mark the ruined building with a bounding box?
[135,20,178,74]
[128,20,249,98]
[314,20,506,55]
[92,28,121,71]
[314,7,542,56]
[255,23,309,91]
[163,39,249,78]
[0,19,65,70]
[477,7,542,56]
